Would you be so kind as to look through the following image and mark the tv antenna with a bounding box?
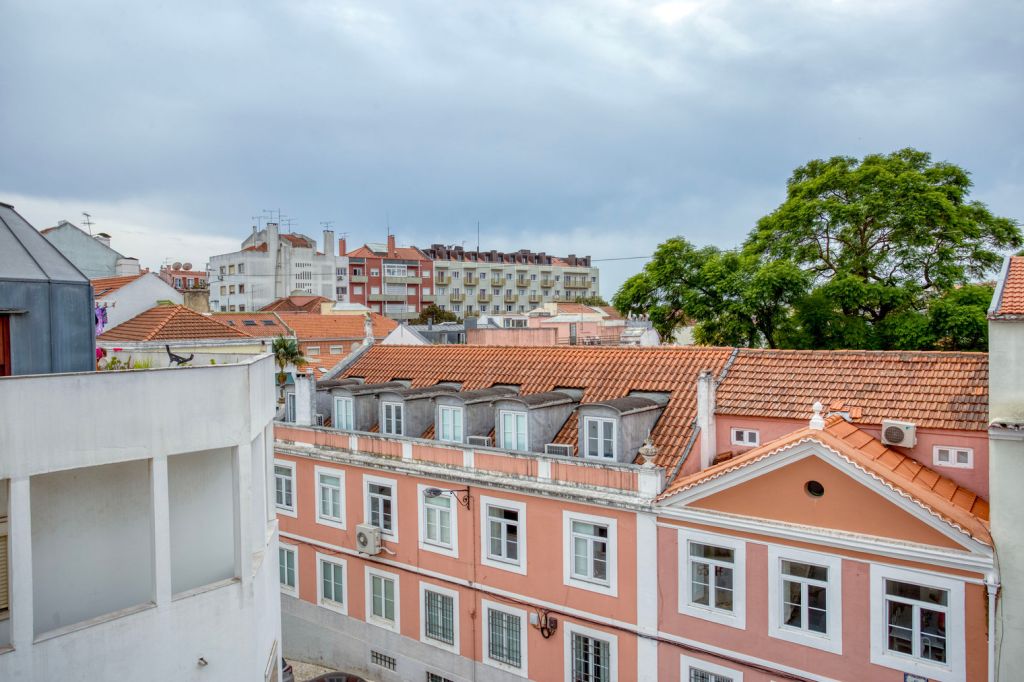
[81,212,94,235]
[320,221,335,230]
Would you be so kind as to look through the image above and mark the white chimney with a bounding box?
[94,233,111,247]
[364,314,375,345]
[323,229,335,257]
[294,371,315,426]
[266,223,280,298]
[697,370,717,470]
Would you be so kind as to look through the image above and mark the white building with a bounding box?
[40,220,141,279]
[93,272,184,332]
[208,223,348,312]
[0,354,282,680]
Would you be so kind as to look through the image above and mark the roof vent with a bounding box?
[881,419,917,448]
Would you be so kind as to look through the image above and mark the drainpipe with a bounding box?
[987,571,1000,682]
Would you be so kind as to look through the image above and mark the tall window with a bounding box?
[318,556,346,613]
[370,572,396,625]
[571,521,609,584]
[285,393,296,422]
[279,545,297,595]
[571,632,611,682]
[334,396,354,430]
[438,405,464,443]
[487,506,520,564]
[499,410,528,451]
[884,580,948,663]
[422,492,453,551]
[367,481,395,536]
[274,463,295,513]
[486,605,524,670]
[316,468,344,527]
[424,589,455,645]
[382,402,403,435]
[768,547,841,653]
[781,560,829,634]
[688,542,735,614]
[583,417,616,459]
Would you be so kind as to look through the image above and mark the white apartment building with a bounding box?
[420,244,600,317]
[208,223,349,312]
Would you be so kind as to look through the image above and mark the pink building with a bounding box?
[274,345,993,681]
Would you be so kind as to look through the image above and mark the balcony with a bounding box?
[529,294,543,304]
[421,294,435,303]
[435,274,451,285]
[449,292,465,302]
[504,293,518,303]
[564,278,591,289]
[477,292,492,303]
[464,275,479,286]
[383,275,421,285]
[540,279,555,288]
[490,277,504,287]
[350,275,368,283]
[516,278,529,287]
[368,292,408,302]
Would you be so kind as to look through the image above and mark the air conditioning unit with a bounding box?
[355,523,382,555]
[315,414,325,427]
[544,443,573,457]
[881,419,917,448]
[467,435,492,447]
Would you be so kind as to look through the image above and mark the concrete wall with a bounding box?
[42,224,125,279]
[467,327,557,346]
[0,278,95,375]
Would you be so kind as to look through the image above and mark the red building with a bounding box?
[345,235,434,321]
[158,262,208,292]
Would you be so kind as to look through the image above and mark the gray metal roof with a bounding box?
[447,385,519,404]
[0,202,88,283]
[391,384,459,400]
[584,395,663,415]
[500,389,579,409]
[341,381,410,395]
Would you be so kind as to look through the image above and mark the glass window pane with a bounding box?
[690,543,734,562]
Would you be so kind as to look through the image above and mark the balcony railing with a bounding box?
[528,294,543,304]
[449,292,465,302]
[368,293,408,302]
[435,274,451,285]
[383,275,421,284]
[564,278,590,289]
[504,293,518,303]
[540,279,555,288]
[464,275,479,286]
[350,275,368,283]
[477,292,492,303]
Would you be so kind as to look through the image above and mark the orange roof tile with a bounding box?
[212,312,292,338]
[280,233,316,248]
[277,312,397,342]
[260,296,331,313]
[241,243,268,252]
[92,274,145,299]
[661,415,990,544]
[99,305,252,341]
[717,349,988,431]
[992,256,1024,317]
[340,345,735,472]
[345,244,429,261]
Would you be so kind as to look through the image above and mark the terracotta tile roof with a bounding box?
[277,312,397,341]
[303,356,338,379]
[99,305,252,341]
[241,243,268,252]
[92,274,145,299]
[340,345,735,471]
[260,296,331,313]
[346,244,429,260]
[992,256,1024,318]
[280,233,316,248]
[716,349,988,431]
[212,313,292,338]
[660,415,990,544]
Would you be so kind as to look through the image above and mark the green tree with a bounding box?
[575,294,610,306]
[412,304,460,325]
[927,284,993,351]
[271,336,306,403]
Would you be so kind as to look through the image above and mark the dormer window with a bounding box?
[334,396,354,430]
[382,402,404,435]
[438,405,464,443]
[731,428,760,447]
[582,417,616,459]
[499,410,528,451]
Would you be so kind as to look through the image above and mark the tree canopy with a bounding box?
[412,304,461,325]
[614,149,1020,351]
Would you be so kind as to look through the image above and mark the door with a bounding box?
[0,315,10,376]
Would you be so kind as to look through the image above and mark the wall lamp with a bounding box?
[423,486,472,509]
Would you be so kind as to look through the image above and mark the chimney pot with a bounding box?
[387,234,396,255]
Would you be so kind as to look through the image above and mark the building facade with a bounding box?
[421,244,600,318]
[93,273,184,332]
[208,223,348,313]
[344,236,434,321]
[39,220,140,279]
[158,262,209,292]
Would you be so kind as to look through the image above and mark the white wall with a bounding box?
[103,273,183,329]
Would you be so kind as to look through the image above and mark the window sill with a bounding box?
[565,576,617,598]
[34,602,156,644]
[768,625,842,655]
[172,577,240,602]
[678,603,746,631]
[481,556,527,576]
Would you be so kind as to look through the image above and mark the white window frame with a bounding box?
[438,404,465,443]
[381,401,404,436]
[582,416,616,459]
[677,528,746,630]
[314,465,346,530]
[499,410,529,451]
[482,599,529,677]
[306,346,320,356]
[419,582,460,654]
[329,345,344,354]
[418,484,459,558]
[364,474,399,541]
[730,428,760,447]
[274,459,297,518]
[563,621,617,682]
[869,565,965,682]
[933,445,973,469]
[767,545,843,654]
[315,552,348,615]
[278,542,298,597]
[563,511,617,597]
[480,496,527,575]
[364,566,400,632]
[680,654,743,682]
[333,396,354,431]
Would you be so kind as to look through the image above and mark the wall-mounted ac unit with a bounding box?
[544,443,573,457]
[467,435,492,447]
[315,414,325,427]
[881,419,917,448]
[355,523,382,555]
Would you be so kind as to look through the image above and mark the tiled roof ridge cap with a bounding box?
[735,347,988,358]
[145,305,182,341]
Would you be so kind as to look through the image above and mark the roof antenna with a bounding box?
[477,220,480,254]
[81,212,94,235]
[320,221,334,230]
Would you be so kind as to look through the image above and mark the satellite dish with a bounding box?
[172,262,182,270]
[182,262,193,270]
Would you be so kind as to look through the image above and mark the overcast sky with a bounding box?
[2,0,1021,297]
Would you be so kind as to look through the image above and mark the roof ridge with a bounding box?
[145,305,182,341]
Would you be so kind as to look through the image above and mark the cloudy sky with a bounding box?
[2,0,1021,296]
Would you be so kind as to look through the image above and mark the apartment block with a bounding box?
[344,235,434,321]
[421,244,600,318]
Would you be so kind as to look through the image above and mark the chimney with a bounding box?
[94,233,111,247]
[339,237,347,256]
[323,229,335,257]
[266,223,280,298]
[294,372,314,426]
[387,234,396,256]
[697,370,718,470]
[364,313,375,345]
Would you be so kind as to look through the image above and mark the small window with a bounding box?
[274,461,296,515]
[483,601,526,672]
[427,673,454,682]
[420,487,455,555]
[423,587,457,650]
[382,402,404,436]
[681,656,742,682]
[730,428,760,446]
[569,630,612,682]
[285,393,296,422]
[571,521,609,584]
[370,651,396,671]
[933,446,973,469]
[329,345,344,354]
[367,479,396,538]
[243,319,257,326]
[334,396,354,430]
[368,569,398,628]
[316,467,345,528]
[482,498,525,573]
[768,546,843,654]
[370,268,380,276]
[262,319,276,326]
[279,544,297,595]
[438,405,464,443]
[238,284,245,293]
[499,410,528,451]
[317,555,347,614]
[583,417,616,459]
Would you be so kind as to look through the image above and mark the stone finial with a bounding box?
[809,400,825,430]
[638,437,658,467]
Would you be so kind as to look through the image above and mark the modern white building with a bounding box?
[208,223,349,312]
[40,220,141,279]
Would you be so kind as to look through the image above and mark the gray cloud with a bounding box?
[2,0,1021,296]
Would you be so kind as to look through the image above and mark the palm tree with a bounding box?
[272,336,306,403]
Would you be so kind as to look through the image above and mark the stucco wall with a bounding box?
[103,274,184,329]
[42,225,123,279]
[467,327,557,346]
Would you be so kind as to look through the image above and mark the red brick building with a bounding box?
[344,235,434,321]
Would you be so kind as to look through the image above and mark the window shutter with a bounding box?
[0,532,8,611]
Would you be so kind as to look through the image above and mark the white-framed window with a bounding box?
[499,410,528,451]
[306,346,320,356]
[316,553,347,614]
[329,345,344,354]
[334,396,354,431]
[274,460,297,517]
[564,622,616,682]
[381,401,404,436]
[767,546,843,654]
[482,599,528,676]
[563,511,617,596]
[582,416,616,459]
[677,528,746,629]
[315,466,345,529]
[370,268,380,277]
[438,405,464,443]
[285,392,296,422]
[680,655,743,682]
[730,428,760,446]
[365,566,400,632]
[870,565,964,682]
[418,484,458,557]
[933,446,973,469]
[364,474,398,540]
[481,496,527,575]
[278,542,298,597]
[420,583,460,654]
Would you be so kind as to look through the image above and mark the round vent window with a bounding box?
[884,425,905,443]
[805,480,825,498]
